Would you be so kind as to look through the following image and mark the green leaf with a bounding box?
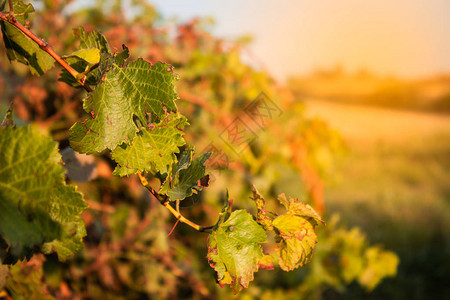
[74,26,111,54]
[41,216,86,261]
[0,0,55,76]
[68,48,101,65]
[69,59,179,154]
[58,57,89,87]
[59,52,99,87]
[0,125,87,262]
[114,44,130,67]
[112,113,187,176]
[207,209,267,293]
[0,0,31,25]
[59,29,113,87]
[159,147,210,201]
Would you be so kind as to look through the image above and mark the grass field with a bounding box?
[304,99,450,299]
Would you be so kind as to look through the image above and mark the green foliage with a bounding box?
[207,209,268,293]
[205,187,326,293]
[0,1,325,294]
[112,113,187,176]
[0,124,87,263]
[69,58,179,154]
[69,48,101,65]
[159,148,210,201]
[59,48,101,87]
[58,27,112,87]
[0,0,401,298]
[0,0,54,75]
[75,26,111,53]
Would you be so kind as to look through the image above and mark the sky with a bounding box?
[151,0,450,82]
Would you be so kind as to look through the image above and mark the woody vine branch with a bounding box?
[0,6,213,233]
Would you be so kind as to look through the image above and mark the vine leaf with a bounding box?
[59,49,101,87]
[112,113,187,177]
[114,44,130,67]
[0,125,87,262]
[272,194,324,271]
[272,213,318,271]
[207,209,267,294]
[68,48,101,65]
[251,185,274,230]
[74,26,111,54]
[0,0,54,75]
[159,147,211,201]
[278,193,324,225]
[250,187,324,272]
[59,28,117,88]
[69,59,179,154]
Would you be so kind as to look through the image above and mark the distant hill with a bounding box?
[288,68,450,114]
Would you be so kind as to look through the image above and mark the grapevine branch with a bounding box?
[1,8,213,233]
[0,11,93,93]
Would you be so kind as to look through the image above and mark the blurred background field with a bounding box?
[303,98,450,299]
[290,71,450,114]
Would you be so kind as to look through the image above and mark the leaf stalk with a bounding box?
[137,171,214,233]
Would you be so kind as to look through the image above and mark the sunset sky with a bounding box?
[152,0,450,82]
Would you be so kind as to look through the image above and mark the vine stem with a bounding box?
[1,8,215,232]
[0,11,93,93]
[137,172,214,233]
